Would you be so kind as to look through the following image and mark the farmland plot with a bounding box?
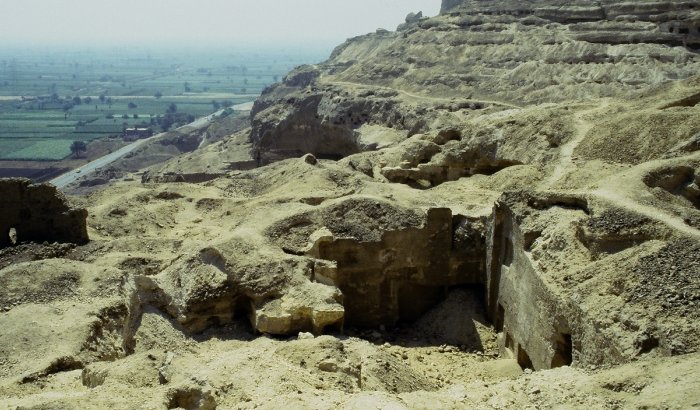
[0,47,329,160]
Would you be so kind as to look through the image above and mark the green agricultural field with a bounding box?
[0,139,33,156]
[0,138,73,160]
[0,47,329,160]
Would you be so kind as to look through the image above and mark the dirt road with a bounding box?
[49,102,253,189]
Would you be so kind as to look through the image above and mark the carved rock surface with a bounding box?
[0,178,88,247]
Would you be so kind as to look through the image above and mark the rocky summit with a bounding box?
[1,0,700,408]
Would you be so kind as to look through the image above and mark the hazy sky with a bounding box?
[1,0,441,50]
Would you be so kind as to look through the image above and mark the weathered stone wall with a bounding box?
[308,208,485,327]
[484,191,685,370]
[486,199,579,370]
[0,178,88,247]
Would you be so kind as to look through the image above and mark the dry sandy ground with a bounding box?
[1,285,698,409]
[1,114,699,408]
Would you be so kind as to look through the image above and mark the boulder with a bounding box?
[405,11,424,24]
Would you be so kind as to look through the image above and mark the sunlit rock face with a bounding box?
[246,0,700,165]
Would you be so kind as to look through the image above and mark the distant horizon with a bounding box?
[0,40,336,57]
[0,43,336,63]
[0,0,441,50]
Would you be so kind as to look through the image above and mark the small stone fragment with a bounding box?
[303,153,317,165]
[298,332,315,340]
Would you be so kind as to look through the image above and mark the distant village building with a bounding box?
[123,127,153,141]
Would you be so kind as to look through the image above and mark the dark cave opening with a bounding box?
[517,345,534,370]
[396,282,447,323]
[233,295,254,324]
[314,153,346,161]
[495,303,505,332]
[191,295,258,342]
[340,285,490,351]
[503,237,514,267]
[551,333,573,368]
[638,335,660,355]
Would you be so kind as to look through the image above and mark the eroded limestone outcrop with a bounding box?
[120,182,699,372]
[439,1,700,47]
[243,0,700,168]
[249,73,427,165]
[132,236,345,336]
[127,195,485,336]
[0,178,88,248]
[644,165,700,209]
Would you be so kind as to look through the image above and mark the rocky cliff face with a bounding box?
[248,0,699,165]
[441,0,700,46]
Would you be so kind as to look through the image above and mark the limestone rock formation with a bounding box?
[134,238,344,335]
[0,178,88,247]
[243,0,699,165]
[405,11,423,24]
[249,76,424,165]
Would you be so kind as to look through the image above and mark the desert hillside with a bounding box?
[1,0,699,408]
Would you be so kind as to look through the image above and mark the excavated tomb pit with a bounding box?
[128,194,663,380]
[300,202,581,372]
[306,208,486,329]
